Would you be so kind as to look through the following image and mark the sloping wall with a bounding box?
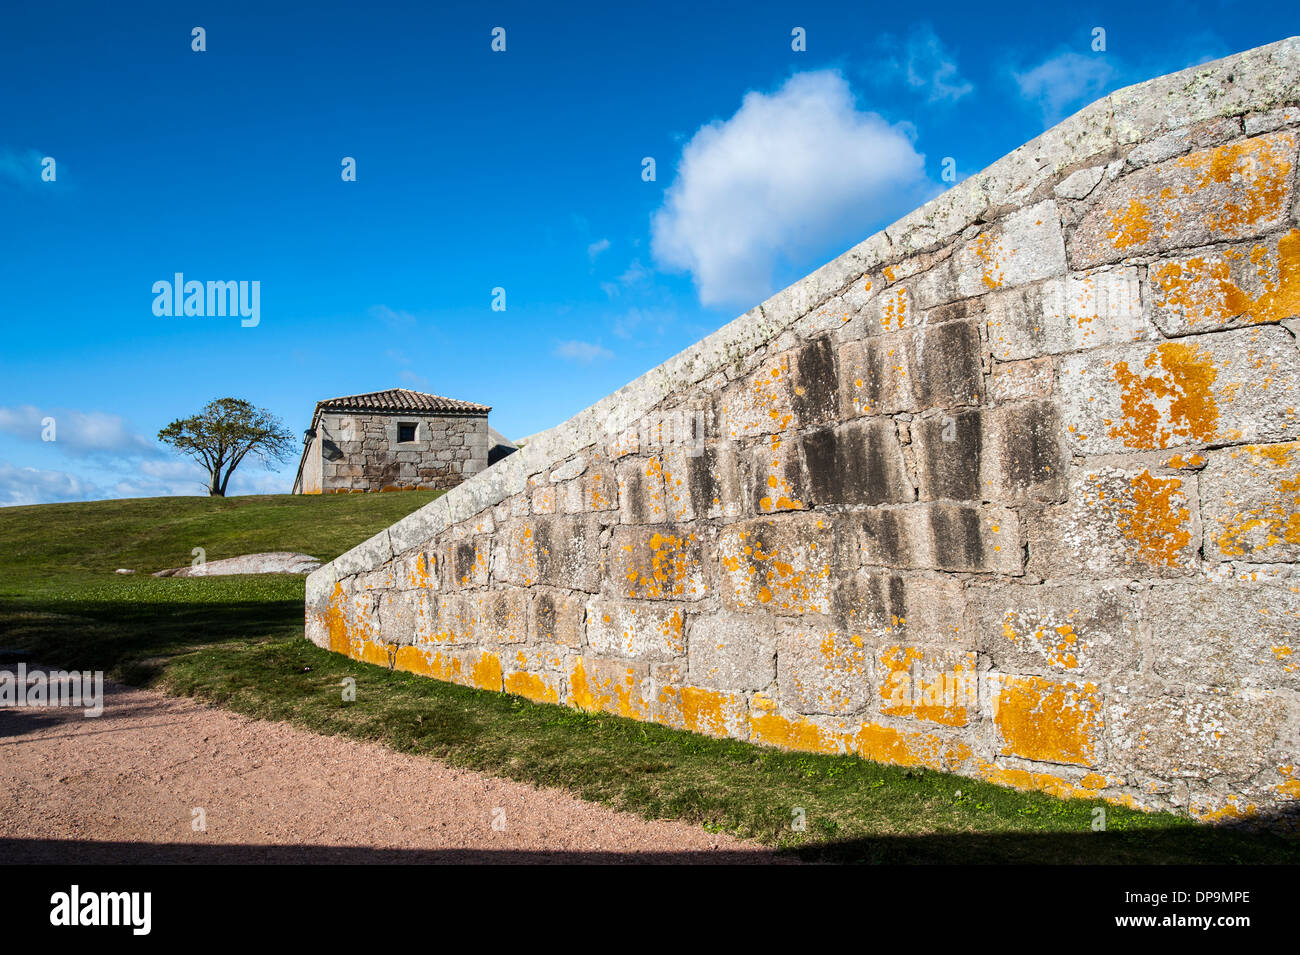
[306,38,1300,825]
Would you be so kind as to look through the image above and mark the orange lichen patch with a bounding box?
[1161,451,1208,469]
[849,722,972,771]
[994,675,1101,767]
[503,669,562,704]
[1190,794,1259,823]
[1096,133,1296,257]
[1116,470,1193,567]
[623,531,703,599]
[322,582,352,655]
[877,646,975,726]
[1107,197,1154,250]
[1107,341,1220,449]
[748,707,842,754]
[393,644,455,680]
[656,685,747,738]
[586,471,614,510]
[719,523,830,614]
[1152,230,1300,330]
[972,230,1004,289]
[567,657,649,721]
[1001,611,1085,669]
[976,763,1135,806]
[1211,442,1300,558]
[469,651,503,691]
[880,287,909,330]
[758,435,805,512]
[404,552,433,588]
[356,638,392,668]
[1277,765,1300,799]
[1185,135,1296,238]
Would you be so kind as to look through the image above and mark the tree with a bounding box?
[158,398,295,497]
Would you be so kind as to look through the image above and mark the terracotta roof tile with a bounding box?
[316,388,490,415]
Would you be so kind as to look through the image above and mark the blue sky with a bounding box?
[1,1,1295,504]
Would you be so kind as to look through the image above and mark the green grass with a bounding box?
[1,494,1297,863]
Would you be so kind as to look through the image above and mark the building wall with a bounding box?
[306,39,1300,826]
[313,411,488,492]
[297,431,323,494]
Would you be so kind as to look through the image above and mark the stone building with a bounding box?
[292,388,495,494]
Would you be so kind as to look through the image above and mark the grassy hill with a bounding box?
[0,492,441,587]
[0,492,439,679]
[1,492,1296,863]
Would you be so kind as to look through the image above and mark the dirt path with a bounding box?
[0,675,786,863]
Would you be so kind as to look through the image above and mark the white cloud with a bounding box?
[1014,52,1117,124]
[369,304,417,329]
[0,462,107,507]
[587,238,611,259]
[0,405,158,457]
[554,340,614,363]
[0,148,46,190]
[901,27,974,103]
[398,369,430,389]
[601,259,652,298]
[651,70,929,308]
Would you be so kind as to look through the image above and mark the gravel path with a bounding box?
[0,675,786,864]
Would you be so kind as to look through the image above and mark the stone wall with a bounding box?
[307,39,1300,825]
[301,411,488,493]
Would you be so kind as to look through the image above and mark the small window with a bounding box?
[397,422,417,443]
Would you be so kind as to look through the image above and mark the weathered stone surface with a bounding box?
[611,525,707,600]
[742,433,809,513]
[988,357,1054,403]
[1054,165,1105,200]
[841,503,1023,574]
[659,445,742,521]
[686,613,777,690]
[718,336,840,439]
[1201,441,1300,562]
[971,581,1141,676]
[801,417,914,507]
[496,515,601,591]
[1057,328,1300,453]
[1143,582,1300,690]
[777,619,872,716]
[1149,230,1300,336]
[911,401,1068,504]
[440,538,488,589]
[1071,131,1298,267]
[528,587,586,649]
[993,674,1103,767]
[838,320,984,417]
[984,266,1151,360]
[1107,684,1289,778]
[585,597,685,660]
[377,589,437,647]
[912,201,1068,307]
[1027,466,1200,578]
[471,589,528,644]
[568,654,650,720]
[717,515,833,614]
[432,592,477,645]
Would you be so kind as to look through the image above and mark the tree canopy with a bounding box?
[157,398,295,496]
